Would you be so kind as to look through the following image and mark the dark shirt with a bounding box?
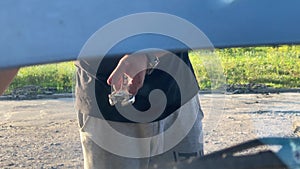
[75,51,199,123]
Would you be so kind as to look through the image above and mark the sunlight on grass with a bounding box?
[9,62,76,93]
[190,46,300,89]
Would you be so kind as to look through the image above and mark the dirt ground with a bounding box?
[0,93,299,168]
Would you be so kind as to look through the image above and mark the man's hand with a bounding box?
[107,54,148,95]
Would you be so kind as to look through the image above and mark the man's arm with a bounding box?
[0,68,19,95]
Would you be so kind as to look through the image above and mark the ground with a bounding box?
[0,93,299,168]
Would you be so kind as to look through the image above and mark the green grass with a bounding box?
[190,45,300,89]
[7,46,300,94]
[8,62,76,93]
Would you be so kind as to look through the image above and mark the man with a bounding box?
[0,51,204,169]
[75,51,204,169]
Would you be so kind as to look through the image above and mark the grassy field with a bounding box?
[8,62,76,93]
[190,45,300,90]
[7,46,300,93]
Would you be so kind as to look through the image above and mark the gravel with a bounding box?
[0,93,299,168]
